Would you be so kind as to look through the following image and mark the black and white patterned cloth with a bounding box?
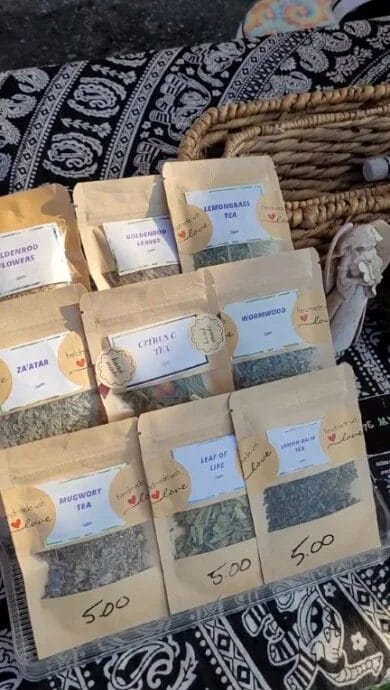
[0,18,390,690]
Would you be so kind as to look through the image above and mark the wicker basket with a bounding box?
[177,83,390,258]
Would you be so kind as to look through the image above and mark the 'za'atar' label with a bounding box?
[0,223,71,298]
[0,332,87,412]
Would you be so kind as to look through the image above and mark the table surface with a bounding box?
[0,17,390,690]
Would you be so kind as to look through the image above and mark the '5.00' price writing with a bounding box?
[82,595,130,624]
[291,534,335,566]
[208,558,251,586]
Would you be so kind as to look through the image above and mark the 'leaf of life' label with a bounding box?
[267,421,329,476]
[103,215,178,274]
[223,290,301,359]
[103,314,224,388]
[0,223,71,298]
[37,465,126,546]
[184,185,268,246]
[0,332,88,412]
[172,434,244,503]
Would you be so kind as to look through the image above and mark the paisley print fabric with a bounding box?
[0,18,389,690]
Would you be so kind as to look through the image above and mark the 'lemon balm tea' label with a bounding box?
[38,465,126,546]
[109,316,208,388]
[0,223,71,298]
[185,185,268,246]
[103,216,178,275]
[224,290,301,358]
[172,434,244,503]
[267,420,329,475]
[0,332,89,412]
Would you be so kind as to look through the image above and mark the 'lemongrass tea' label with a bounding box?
[103,216,178,275]
[0,223,71,298]
[267,421,329,475]
[224,290,302,358]
[184,185,268,246]
[0,332,88,412]
[38,465,126,546]
[172,434,244,503]
[109,315,208,388]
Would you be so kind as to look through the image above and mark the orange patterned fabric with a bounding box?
[243,0,334,37]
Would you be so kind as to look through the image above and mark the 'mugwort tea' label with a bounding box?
[38,465,126,546]
[0,332,88,411]
[103,216,178,275]
[185,185,268,246]
[0,223,71,298]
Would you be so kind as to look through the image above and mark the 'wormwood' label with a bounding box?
[0,223,71,298]
[224,290,301,358]
[38,465,126,546]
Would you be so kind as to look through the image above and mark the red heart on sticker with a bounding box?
[268,212,276,220]
[177,230,186,240]
[151,489,160,501]
[76,358,86,368]
[328,433,336,442]
[127,495,137,505]
[300,313,308,322]
[11,519,21,529]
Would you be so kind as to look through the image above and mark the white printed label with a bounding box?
[0,333,83,412]
[267,421,329,475]
[103,215,178,275]
[185,185,269,246]
[224,290,301,358]
[109,315,207,388]
[39,465,125,546]
[0,223,71,298]
[172,434,243,503]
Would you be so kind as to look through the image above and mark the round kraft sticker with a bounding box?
[96,347,136,391]
[175,205,212,254]
[189,314,225,355]
[58,331,91,387]
[0,359,12,407]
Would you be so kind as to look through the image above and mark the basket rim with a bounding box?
[178,82,390,161]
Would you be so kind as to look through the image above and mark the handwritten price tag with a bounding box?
[207,558,252,586]
[290,533,335,567]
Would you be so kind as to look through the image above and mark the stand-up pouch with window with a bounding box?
[138,393,263,613]
[206,248,335,388]
[0,419,168,658]
[80,271,234,420]
[74,176,180,289]
[230,364,380,582]
[0,284,105,449]
[0,184,89,300]
[162,156,292,272]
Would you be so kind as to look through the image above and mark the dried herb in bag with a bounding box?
[74,176,180,289]
[206,248,335,390]
[138,394,263,613]
[0,419,168,659]
[0,285,105,449]
[162,156,293,272]
[81,271,234,421]
[230,364,381,583]
[0,185,89,300]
